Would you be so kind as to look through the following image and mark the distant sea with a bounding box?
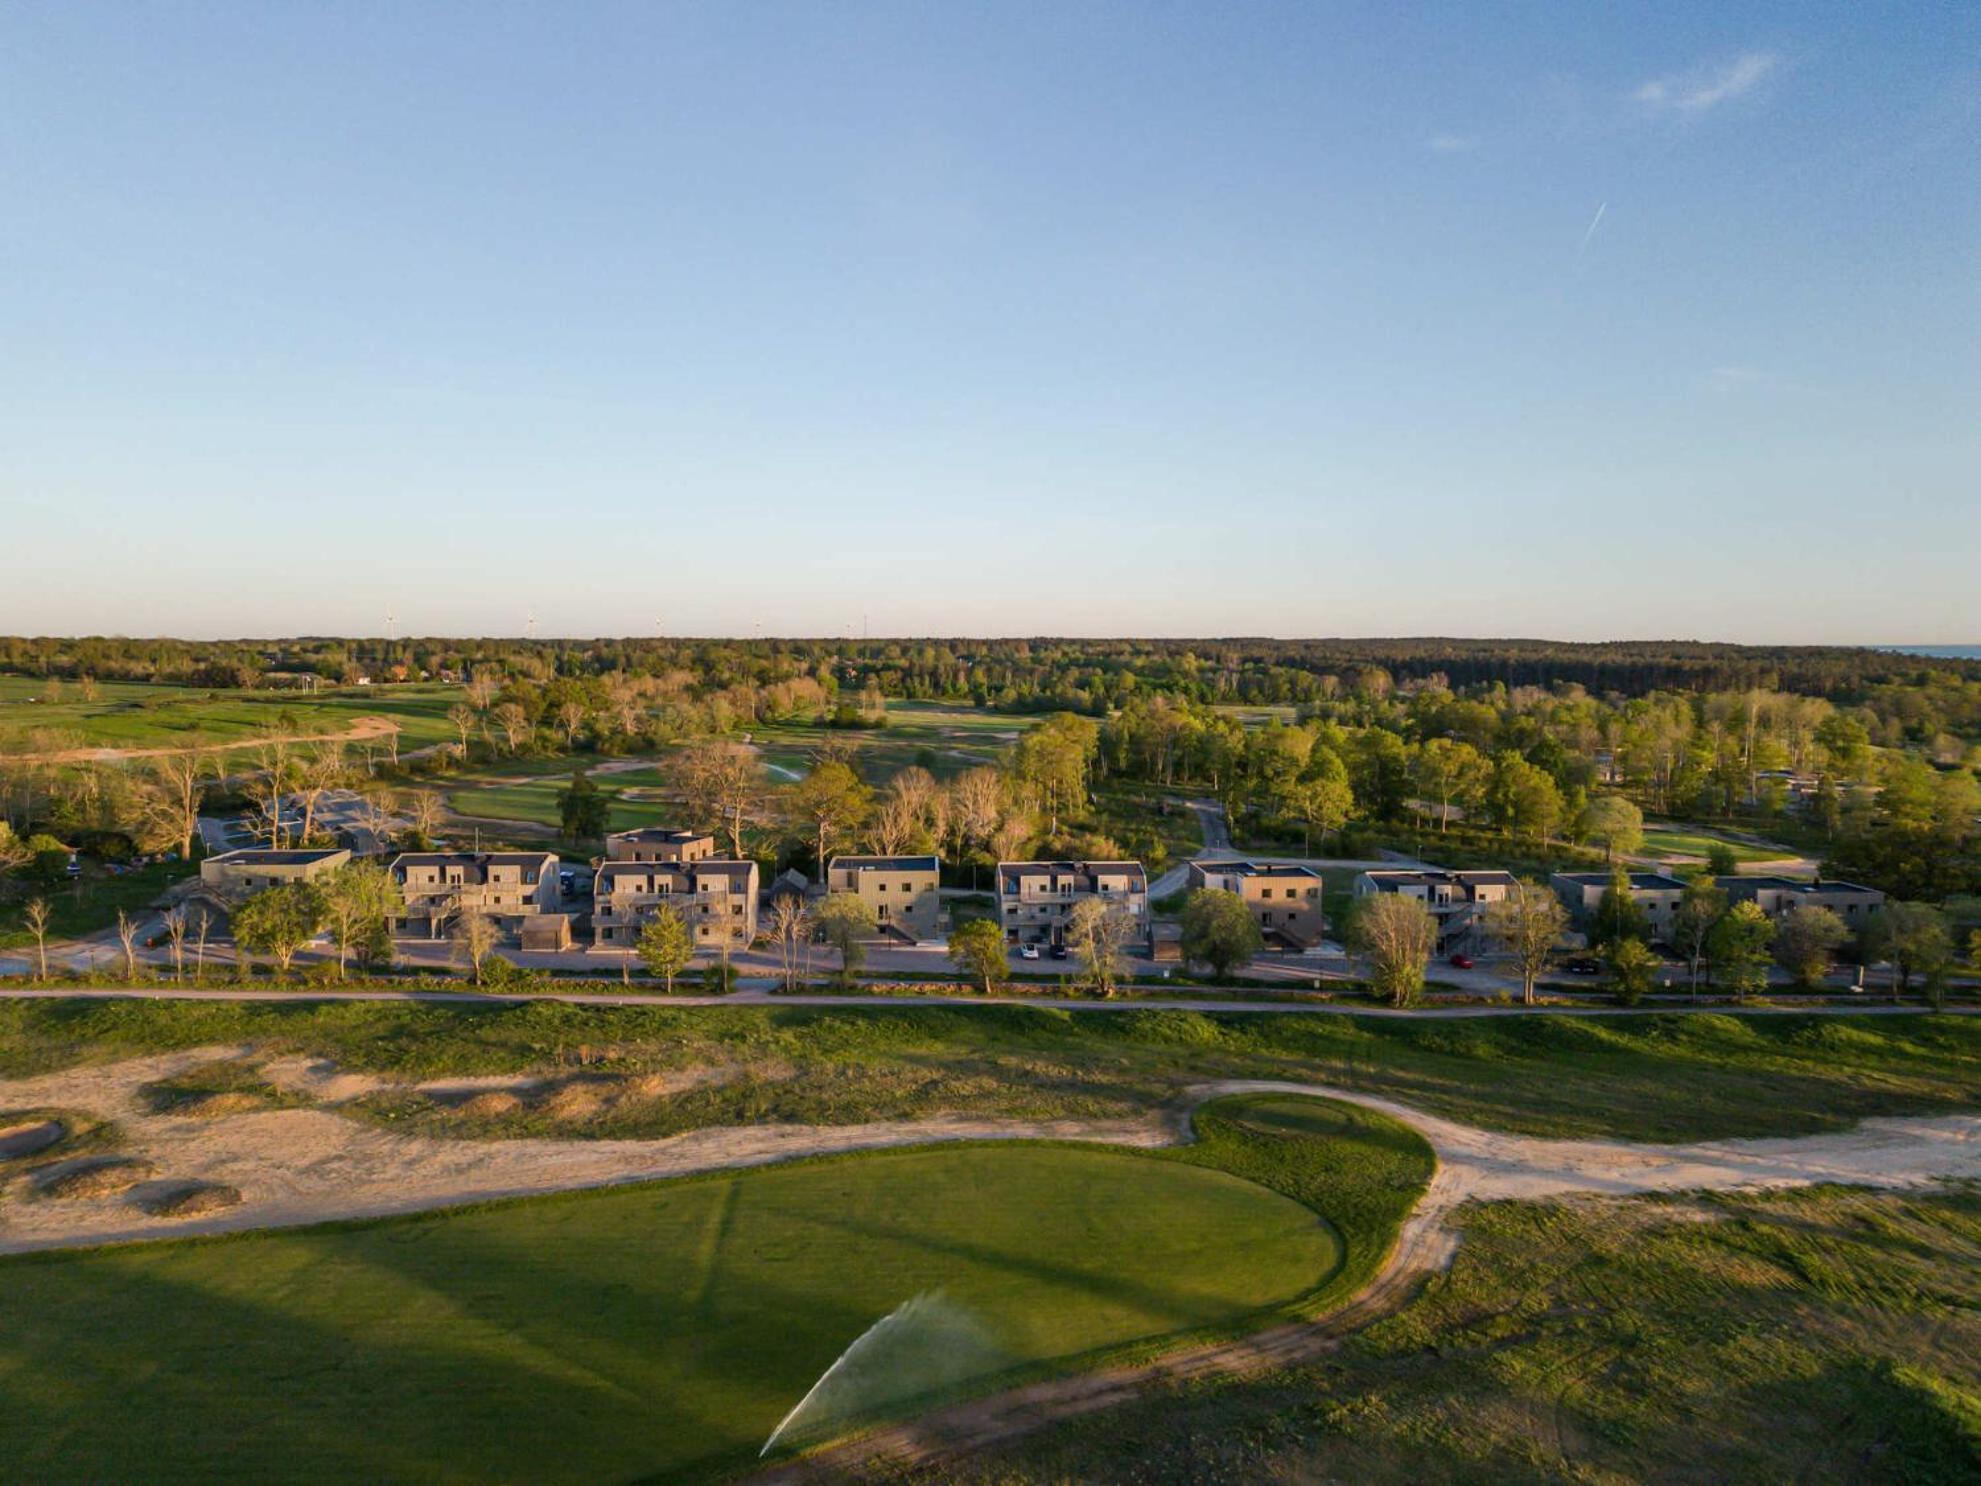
[1876,645,1981,659]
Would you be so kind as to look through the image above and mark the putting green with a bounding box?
[0,1142,1341,1484]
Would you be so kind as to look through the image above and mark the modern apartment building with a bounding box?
[996,860,1149,949]
[1352,867,1518,953]
[826,854,943,943]
[388,851,561,938]
[592,858,759,949]
[200,847,351,897]
[1550,871,1687,940]
[1722,875,1885,927]
[1186,860,1327,949]
[604,828,717,864]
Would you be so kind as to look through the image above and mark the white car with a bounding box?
[1018,944,1041,960]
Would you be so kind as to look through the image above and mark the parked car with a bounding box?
[1049,944,1069,960]
[1018,944,1041,960]
[1448,953,1475,969]
[1567,957,1602,975]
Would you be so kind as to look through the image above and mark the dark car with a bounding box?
[1449,953,1475,969]
[1567,957,1602,975]
[1048,944,1069,960]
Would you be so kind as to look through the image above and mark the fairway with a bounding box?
[0,1140,1344,1484]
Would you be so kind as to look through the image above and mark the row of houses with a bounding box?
[1351,865,1886,951]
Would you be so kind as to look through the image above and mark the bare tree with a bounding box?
[555,698,590,749]
[453,910,500,986]
[492,702,532,754]
[867,790,922,855]
[1064,898,1135,997]
[464,672,500,711]
[147,749,209,863]
[1346,894,1437,1007]
[249,737,296,847]
[407,789,445,844]
[948,767,1005,887]
[162,905,189,982]
[447,704,477,756]
[294,743,345,843]
[115,909,141,983]
[676,739,766,858]
[24,897,51,981]
[193,905,212,982]
[1482,879,1570,1006]
[767,895,812,991]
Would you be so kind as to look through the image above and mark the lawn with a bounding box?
[750,699,1036,784]
[0,1096,1420,1484]
[0,859,191,950]
[960,1183,1981,1484]
[1639,823,1795,864]
[1,999,1976,1145]
[0,675,464,753]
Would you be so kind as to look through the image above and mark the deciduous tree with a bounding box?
[1064,896,1134,997]
[1178,888,1264,978]
[636,905,694,991]
[1483,878,1569,1006]
[947,917,1008,994]
[814,892,877,986]
[233,881,328,976]
[1346,893,1436,1007]
[1772,905,1848,988]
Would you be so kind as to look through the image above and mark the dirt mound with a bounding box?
[455,1092,526,1119]
[540,1079,613,1122]
[138,1182,244,1219]
[35,1157,156,1200]
[0,1120,65,1159]
[166,1092,269,1119]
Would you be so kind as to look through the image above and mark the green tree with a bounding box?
[1706,842,1740,878]
[1589,865,1649,949]
[1670,876,1728,997]
[786,761,873,873]
[1771,905,1848,988]
[635,905,694,991]
[947,918,1008,994]
[1706,901,1773,998]
[26,833,69,886]
[1346,893,1436,1008]
[1178,889,1265,979]
[1482,878,1569,1006]
[1487,754,1563,845]
[320,861,400,980]
[557,771,610,843]
[1577,795,1644,862]
[1288,748,1355,853]
[1411,738,1490,834]
[814,892,877,986]
[1604,936,1659,1006]
[232,881,328,976]
[1009,713,1100,835]
[1878,901,1953,1001]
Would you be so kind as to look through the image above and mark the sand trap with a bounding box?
[33,1157,156,1200]
[0,1050,1975,1259]
[137,1181,243,1218]
[0,1120,66,1159]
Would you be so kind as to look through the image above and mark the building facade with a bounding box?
[388,852,561,938]
[826,854,943,943]
[996,861,1149,948]
[1549,871,1687,941]
[200,847,351,897]
[592,858,759,949]
[1722,875,1885,927]
[1186,861,1327,949]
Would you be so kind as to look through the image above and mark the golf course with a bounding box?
[0,1095,1431,1484]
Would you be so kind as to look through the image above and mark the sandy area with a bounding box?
[4,716,400,765]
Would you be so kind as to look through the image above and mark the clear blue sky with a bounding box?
[2,3,1975,642]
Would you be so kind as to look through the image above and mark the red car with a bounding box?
[1448,953,1475,969]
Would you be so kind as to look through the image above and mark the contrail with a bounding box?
[1576,201,1608,263]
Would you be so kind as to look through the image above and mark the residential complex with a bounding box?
[388,851,562,938]
[1550,871,1687,939]
[605,828,717,864]
[1353,867,1517,952]
[996,860,1150,948]
[199,847,350,897]
[1187,860,1327,949]
[592,857,759,949]
[1722,875,1886,926]
[826,854,943,943]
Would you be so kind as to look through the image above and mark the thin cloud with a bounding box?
[1576,201,1607,263]
[1425,133,1478,154]
[1635,52,1777,113]
[1708,365,1764,393]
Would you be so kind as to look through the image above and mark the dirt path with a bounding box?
[4,716,401,765]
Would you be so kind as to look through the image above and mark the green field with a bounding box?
[1639,823,1795,864]
[963,1182,1981,1484]
[444,760,678,833]
[750,700,1034,783]
[0,1096,1426,1484]
[0,858,189,951]
[0,675,464,753]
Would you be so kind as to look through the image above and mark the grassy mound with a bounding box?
[0,1095,1426,1483]
[33,1157,156,1200]
[138,1062,309,1119]
[136,1182,244,1218]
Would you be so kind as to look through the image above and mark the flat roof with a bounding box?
[1556,871,1686,890]
[607,828,710,843]
[209,848,346,867]
[1196,860,1324,879]
[831,855,940,872]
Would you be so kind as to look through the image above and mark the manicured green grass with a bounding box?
[442,757,681,833]
[0,1101,1406,1484]
[1,999,1976,1144]
[0,676,463,752]
[960,1183,1981,1484]
[1640,823,1793,863]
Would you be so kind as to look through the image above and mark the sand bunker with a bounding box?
[0,1120,66,1159]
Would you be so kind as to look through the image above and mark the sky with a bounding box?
[2,2,1977,643]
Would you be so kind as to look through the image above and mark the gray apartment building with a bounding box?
[826,854,943,943]
[1550,871,1687,941]
[605,828,717,864]
[592,858,759,950]
[200,847,351,897]
[389,852,562,938]
[996,860,1149,949]
[1722,875,1885,927]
